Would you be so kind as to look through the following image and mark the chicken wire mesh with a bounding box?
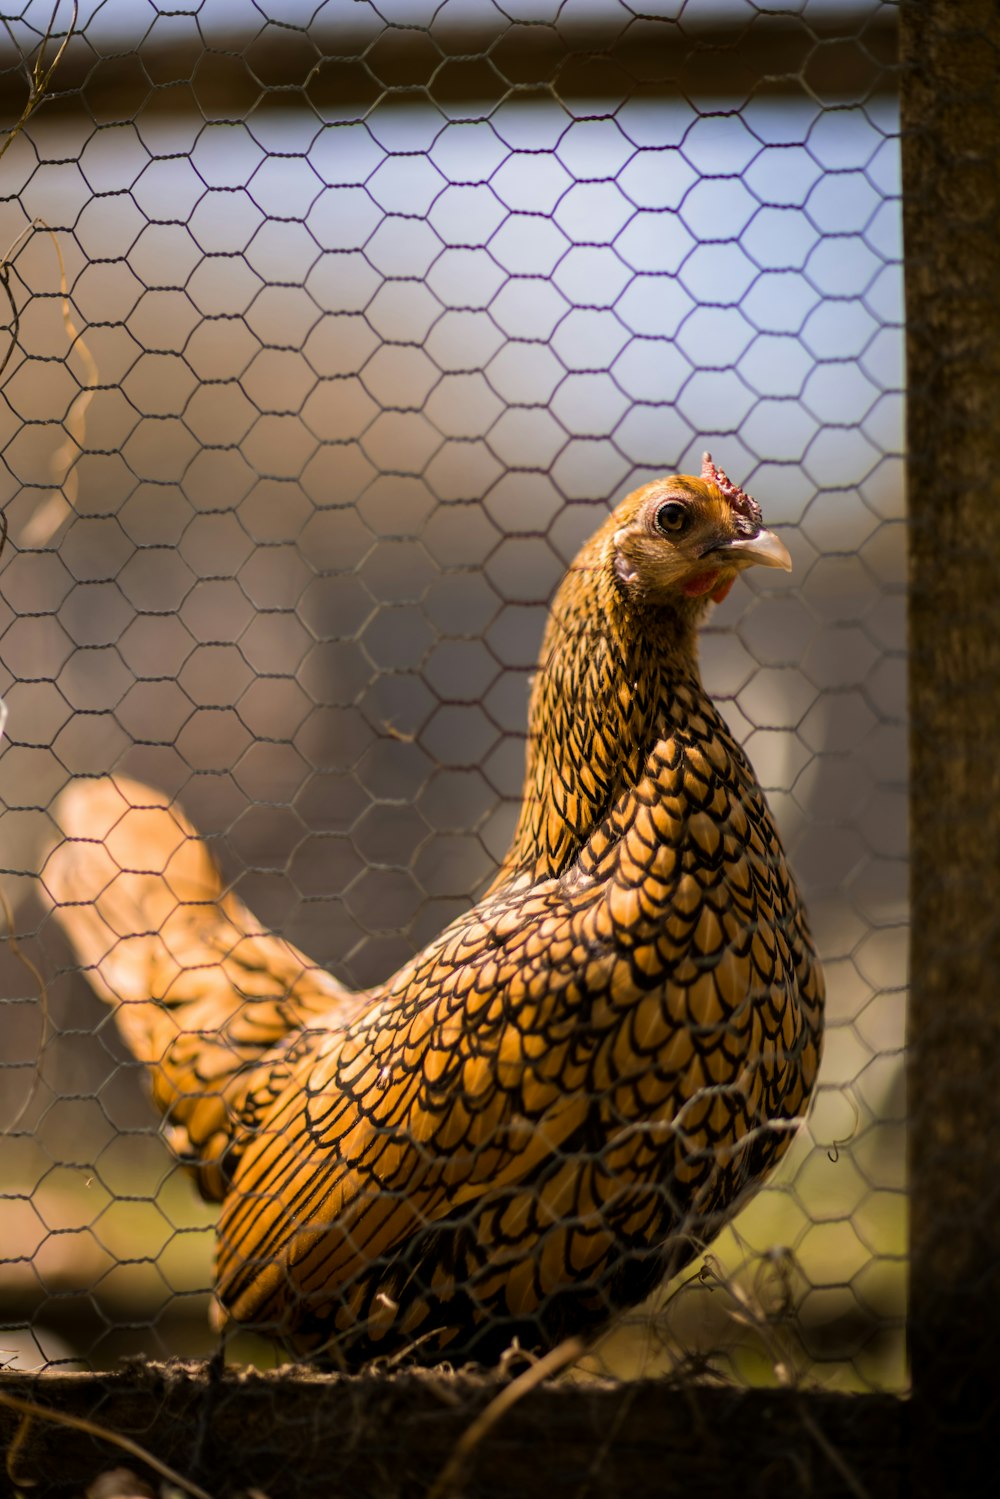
[0,0,904,1394]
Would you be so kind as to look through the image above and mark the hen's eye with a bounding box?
[655,500,688,535]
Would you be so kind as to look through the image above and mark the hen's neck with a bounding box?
[495,553,706,886]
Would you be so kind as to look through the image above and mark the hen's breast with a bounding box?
[215,676,824,1367]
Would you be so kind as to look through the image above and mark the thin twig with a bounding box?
[568,1381,639,1499]
[0,215,100,545]
[0,1390,215,1499]
[0,261,20,383]
[4,1405,35,1489]
[16,218,99,547]
[0,1,78,169]
[0,887,51,1133]
[426,1336,587,1499]
[796,1397,875,1499]
[822,1088,861,1163]
[0,4,80,457]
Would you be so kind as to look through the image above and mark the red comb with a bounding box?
[701,452,762,531]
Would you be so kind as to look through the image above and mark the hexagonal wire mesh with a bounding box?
[0,0,904,1391]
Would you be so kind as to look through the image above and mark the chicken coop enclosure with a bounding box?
[0,0,995,1495]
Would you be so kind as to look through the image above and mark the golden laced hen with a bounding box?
[43,455,824,1368]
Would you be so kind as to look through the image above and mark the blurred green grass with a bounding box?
[1,1116,906,1389]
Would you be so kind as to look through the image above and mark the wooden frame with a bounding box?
[5,1,998,1492]
[904,1,1000,1495]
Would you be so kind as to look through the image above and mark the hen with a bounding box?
[42,455,824,1368]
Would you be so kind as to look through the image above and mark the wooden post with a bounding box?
[903,1,1000,1491]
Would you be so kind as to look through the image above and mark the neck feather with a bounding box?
[494,533,705,886]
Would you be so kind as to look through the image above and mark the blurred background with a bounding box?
[0,0,905,1389]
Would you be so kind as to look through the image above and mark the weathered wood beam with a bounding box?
[0,6,897,123]
[903,0,1000,1493]
[1,1364,905,1499]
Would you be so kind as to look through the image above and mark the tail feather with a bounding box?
[41,776,362,1198]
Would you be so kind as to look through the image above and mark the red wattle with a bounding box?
[682,570,721,598]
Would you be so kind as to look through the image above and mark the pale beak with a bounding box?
[713,528,792,572]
